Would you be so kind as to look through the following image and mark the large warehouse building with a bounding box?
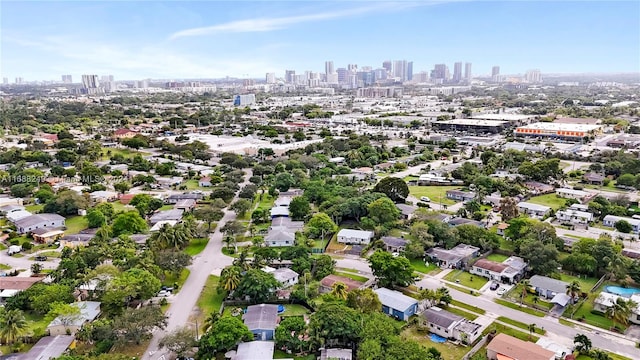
[432,119,509,134]
[514,122,603,140]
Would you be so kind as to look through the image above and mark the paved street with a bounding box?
[1,248,61,271]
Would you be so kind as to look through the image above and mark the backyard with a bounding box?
[408,186,459,206]
[101,147,150,160]
[564,292,620,331]
[410,259,440,274]
[64,215,89,234]
[184,238,209,256]
[485,253,509,262]
[482,322,539,342]
[558,273,599,293]
[527,194,567,211]
[402,326,470,360]
[444,270,488,290]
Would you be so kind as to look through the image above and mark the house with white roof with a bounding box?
[555,188,590,202]
[47,301,101,336]
[594,292,640,325]
[602,215,640,233]
[517,201,551,218]
[337,229,374,245]
[556,206,594,225]
[374,288,418,321]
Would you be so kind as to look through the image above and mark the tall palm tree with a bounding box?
[605,298,637,332]
[527,323,536,340]
[219,266,241,293]
[520,279,530,306]
[566,281,581,304]
[203,312,221,332]
[331,282,348,300]
[0,309,28,345]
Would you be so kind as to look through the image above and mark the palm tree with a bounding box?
[566,281,581,304]
[331,282,348,300]
[435,287,452,307]
[203,312,221,332]
[223,234,236,252]
[605,298,637,332]
[589,349,612,360]
[573,333,592,354]
[527,323,536,340]
[219,266,241,293]
[520,280,530,306]
[0,309,28,345]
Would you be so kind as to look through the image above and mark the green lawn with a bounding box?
[402,326,470,360]
[28,251,61,260]
[506,284,553,310]
[494,299,546,317]
[334,271,369,283]
[444,270,488,290]
[159,204,174,211]
[497,316,546,334]
[410,259,440,274]
[65,215,89,234]
[24,311,50,335]
[111,201,130,213]
[196,275,225,327]
[255,193,275,210]
[567,294,621,331]
[482,322,539,342]
[408,186,459,205]
[498,237,516,252]
[527,193,567,211]
[451,299,486,315]
[486,253,509,262]
[184,179,212,191]
[447,284,480,296]
[280,304,311,317]
[185,238,209,256]
[25,204,44,213]
[558,273,599,293]
[0,242,7,250]
[446,306,478,320]
[163,268,190,290]
[0,263,11,270]
[577,353,632,360]
[101,147,150,160]
[273,350,315,360]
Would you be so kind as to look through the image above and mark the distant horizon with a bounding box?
[2,1,639,80]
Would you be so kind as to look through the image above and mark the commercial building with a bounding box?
[234,94,256,106]
[432,119,509,134]
[514,122,603,140]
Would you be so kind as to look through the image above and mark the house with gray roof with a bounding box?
[13,335,75,360]
[426,244,480,269]
[165,193,203,204]
[529,275,569,299]
[421,307,482,344]
[381,236,409,253]
[448,217,486,228]
[374,288,418,321]
[14,213,65,234]
[47,301,101,336]
[149,209,184,224]
[265,217,303,247]
[396,203,417,220]
[243,304,279,340]
[320,348,353,360]
[337,229,374,245]
[271,268,298,288]
[233,341,275,360]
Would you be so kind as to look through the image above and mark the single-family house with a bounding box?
[320,348,353,360]
[0,196,24,207]
[198,176,212,187]
[319,275,364,294]
[381,236,409,253]
[269,206,289,219]
[425,244,480,269]
[0,277,43,301]
[174,199,197,212]
[272,268,299,288]
[447,217,486,228]
[165,193,203,204]
[622,248,640,260]
[517,202,551,218]
[374,288,418,321]
[31,227,65,244]
[233,341,275,360]
[113,128,138,139]
[496,223,509,236]
[536,338,572,360]
[594,292,640,325]
[274,196,292,207]
[421,307,482,344]
[14,213,66,234]
[602,215,640,233]
[396,204,417,220]
[265,217,303,247]
[0,204,26,215]
[89,191,118,203]
[471,256,526,284]
[243,304,279,341]
[486,333,555,360]
[555,208,594,225]
[446,190,476,202]
[47,301,101,336]
[6,209,33,223]
[149,209,184,224]
[529,275,569,299]
[337,229,374,245]
[18,335,75,360]
[524,181,555,195]
[555,188,590,202]
[583,172,605,185]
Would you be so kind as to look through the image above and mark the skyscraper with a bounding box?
[325,61,334,76]
[82,75,99,88]
[15,77,23,84]
[453,62,463,83]
[492,66,500,77]
[407,62,413,81]
[61,75,72,83]
[285,70,296,83]
[431,64,449,83]
[464,63,472,82]
[336,68,348,84]
[525,69,542,83]
[382,60,392,73]
[2,77,8,85]
[265,73,276,84]
[393,60,408,81]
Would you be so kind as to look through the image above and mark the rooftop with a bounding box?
[48,301,101,328]
[516,122,602,132]
[473,259,508,273]
[234,341,275,360]
[272,268,298,283]
[320,274,364,291]
[18,335,75,360]
[423,307,463,328]
[337,229,374,239]
[517,202,551,212]
[437,119,509,126]
[243,304,279,331]
[0,276,43,291]
[487,333,555,360]
[374,287,417,311]
[381,236,409,248]
[529,275,569,294]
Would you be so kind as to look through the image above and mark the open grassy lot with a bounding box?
[444,270,488,290]
[402,326,470,360]
[451,299,486,315]
[184,179,212,190]
[280,304,311,317]
[498,237,516,252]
[507,284,554,310]
[482,322,539,342]
[486,253,509,262]
[566,294,621,331]
[410,259,440,274]
[65,215,89,234]
[0,263,11,270]
[408,186,459,205]
[447,284,480,296]
[577,353,632,360]
[527,193,567,210]
[558,273,599,292]
[101,147,150,160]
[496,316,546,334]
[25,204,44,213]
[494,299,546,317]
[185,238,209,256]
[195,275,225,325]
[334,270,369,283]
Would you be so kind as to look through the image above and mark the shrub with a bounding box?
[21,242,33,250]
[9,238,20,245]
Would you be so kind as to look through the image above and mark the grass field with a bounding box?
[25,204,44,213]
[65,215,89,234]
[446,306,479,320]
[447,284,480,296]
[334,270,369,283]
[494,299,545,317]
[410,259,439,274]
[486,253,509,262]
[163,268,190,290]
[402,326,470,360]
[0,263,11,270]
[444,270,488,290]
[567,294,621,331]
[195,275,225,328]
[280,304,311,317]
[184,179,212,190]
[408,186,459,205]
[527,193,567,210]
[558,273,599,292]
[101,147,150,160]
[482,322,539,342]
[185,238,209,256]
[497,316,546,334]
[451,299,486,315]
[273,350,315,360]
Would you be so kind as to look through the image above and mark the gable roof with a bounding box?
[473,259,508,273]
[265,227,296,242]
[423,307,463,328]
[234,341,275,360]
[48,301,101,328]
[381,236,409,248]
[320,274,364,292]
[337,229,374,239]
[243,304,279,331]
[374,288,417,311]
[14,213,65,228]
[20,335,75,360]
[0,276,43,291]
[272,268,298,283]
[487,333,555,360]
[529,275,568,294]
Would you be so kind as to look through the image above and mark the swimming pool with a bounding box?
[605,286,640,298]
[430,334,447,343]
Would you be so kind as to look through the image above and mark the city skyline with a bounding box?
[1,1,639,80]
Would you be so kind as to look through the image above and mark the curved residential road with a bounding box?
[142,170,251,360]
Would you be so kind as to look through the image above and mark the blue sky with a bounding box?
[1,1,639,81]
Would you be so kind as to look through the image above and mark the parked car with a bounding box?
[157,290,171,297]
[490,282,499,291]
[161,286,174,292]
[34,255,48,261]
[420,196,431,202]
[497,287,507,296]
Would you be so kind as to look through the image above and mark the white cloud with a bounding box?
[168,2,409,40]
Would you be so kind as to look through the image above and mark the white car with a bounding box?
[157,290,171,297]
[392,252,400,257]
[420,196,431,202]
[497,288,507,296]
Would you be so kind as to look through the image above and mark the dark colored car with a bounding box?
[35,255,48,261]
[490,282,499,291]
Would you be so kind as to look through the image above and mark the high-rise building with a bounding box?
[382,60,392,73]
[2,77,8,85]
[325,61,334,76]
[101,75,114,83]
[135,79,149,88]
[265,73,276,84]
[284,70,296,83]
[374,68,388,81]
[15,77,23,84]
[453,62,463,83]
[525,69,542,83]
[492,66,500,77]
[347,64,358,72]
[61,75,72,83]
[407,61,413,81]
[393,60,406,81]
[431,64,449,82]
[82,75,99,88]
[336,68,348,84]
[464,63,472,82]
